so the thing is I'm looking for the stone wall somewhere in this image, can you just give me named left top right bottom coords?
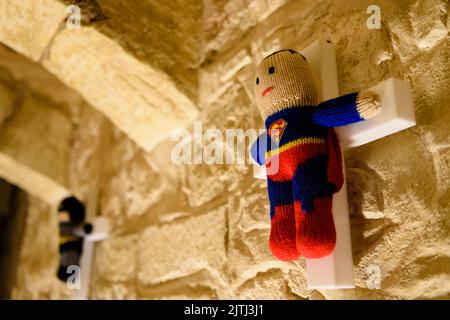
left=0, top=45, right=75, bottom=205
left=88, top=0, right=449, bottom=299
left=11, top=195, right=70, bottom=299
left=0, top=0, right=201, bottom=152
left=3, top=0, right=450, bottom=299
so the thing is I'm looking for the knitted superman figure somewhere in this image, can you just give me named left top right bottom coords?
left=251, top=49, right=381, bottom=261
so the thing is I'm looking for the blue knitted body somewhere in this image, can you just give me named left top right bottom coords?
left=251, top=91, right=363, bottom=166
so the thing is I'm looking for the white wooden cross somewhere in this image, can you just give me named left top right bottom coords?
left=71, top=216, right=110, bottom=299
left=251, top=41, right=416, bottom=289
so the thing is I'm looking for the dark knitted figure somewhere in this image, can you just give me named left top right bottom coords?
left=57, top=196, right=92, bottom=282
left=251, top=50, right=381, bottom=260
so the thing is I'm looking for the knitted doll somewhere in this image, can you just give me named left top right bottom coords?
left=57, top=197, right=92, bottom=282
left=251, top=49, right=381, bottom=261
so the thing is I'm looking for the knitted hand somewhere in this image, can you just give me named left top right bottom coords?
left=311, top=90, right=381, bottom=127
left=253, top=49, right=381, bottom=260
left=357, top=90, right=381, bottom=119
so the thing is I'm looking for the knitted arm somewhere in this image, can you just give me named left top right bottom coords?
left=250, top=132, right=267, bottom=165
left=312, top=90, right=381, bottom=127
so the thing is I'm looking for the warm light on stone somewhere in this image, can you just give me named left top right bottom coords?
left=0, top=0, right=448, bottom=300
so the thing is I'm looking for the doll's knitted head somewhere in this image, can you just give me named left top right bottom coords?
left=255, top=49, right=319, bottom=120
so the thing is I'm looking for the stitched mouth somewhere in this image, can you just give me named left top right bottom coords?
left=262, top=86, right=273, bottom=97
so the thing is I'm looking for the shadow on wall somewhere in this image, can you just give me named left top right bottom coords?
left=0, top=178, right=28, bottom=299
left=345, top=160, right=397, bottom=265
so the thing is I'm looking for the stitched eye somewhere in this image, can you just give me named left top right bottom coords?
left=268, top=66, right=275, bottom=74
left=256, top=77, right=259, bottom=85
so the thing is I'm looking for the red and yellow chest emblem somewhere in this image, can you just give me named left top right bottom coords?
left=268, top=119, right=287, bottom=144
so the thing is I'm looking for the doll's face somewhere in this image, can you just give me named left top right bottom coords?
left=254, top=50, right=318, bottom=120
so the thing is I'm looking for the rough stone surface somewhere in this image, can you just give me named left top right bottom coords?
left=1, top=0, right=449, bottom=300
left=42, top=27, right=199, bottom=152
left=0, top=0, right=201, bottom=152
left=0, top=92, right=72, bottom=188
left=0, top=48, right=74, bottom=204
left=11, top=195, right=70, bottom=299
left=93, top=234, right=139, bottom=283
left=0, top=0, right=67, bottom=61
left=100, top=152, right=166, bottom=226
left=138, top=208, right=227, bottom=286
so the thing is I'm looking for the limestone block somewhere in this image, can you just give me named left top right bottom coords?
left=182, top=85, right=258, bottom=207
left=137, top=208, right=227, bottom=285
left=199, top=49, right=252, bottom=108
left=95, top=0, right=202, bottom=101
left=93, top=234, right=138, bottom=282
left=0, top=95, right=72, bottom=182
left=11, top=195, right=70, bottom=299
left=433, top=147, right=450, bottom=194
left=251, top=26, right=298, bottom=63
left=181, top=164, right=229, bottom=208
left=101, top=125, right=139, bottom=174
left=203, top=0, right=288, bottom=54
left=0, top=0, right=66, bottom=61
left=0, top=153, right=70, bottom=207
left=100, top=153, right=165, bottom=224
left=42, top=27, right=199, bottom=152
left=182, top=160, right=250, bottom=207
left=285, top=267, right=311, bottom=299
left=379, top=244, right=450, bottom=299
left=235, top=269, right=299, bottom=300
left=0, top=45, right=91, bottom=206
left=138, top=268, right=225, bottom=299
left=0, top=44, right=82, bottom=113
left=0, top=74, right=16, bottom=125
left=68, top=102, right=106, bottom=203
left=0, top=0, right=202, bottom=152
left=406, top=41, right=449, bottom=139
left=231, top=180, right=270, bottom=233
left=0, top=91, right=72, bottom=204
left=89, top=279, right=137, bottom=300
left=218, top=50, right=253, bottom=83
left=346, top=130, right=450, bottom=299
left=345, top=163, right=385, bottom=221
left=226, top=182, right=297, bottom=290
left=409, top=0, right=448, bottom=50
left=228, top=228, right=287, bottom=285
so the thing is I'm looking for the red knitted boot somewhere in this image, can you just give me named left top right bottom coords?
left=269, top=203, right=300, bottom=261
left=295, top=197, right=336, bottom=258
